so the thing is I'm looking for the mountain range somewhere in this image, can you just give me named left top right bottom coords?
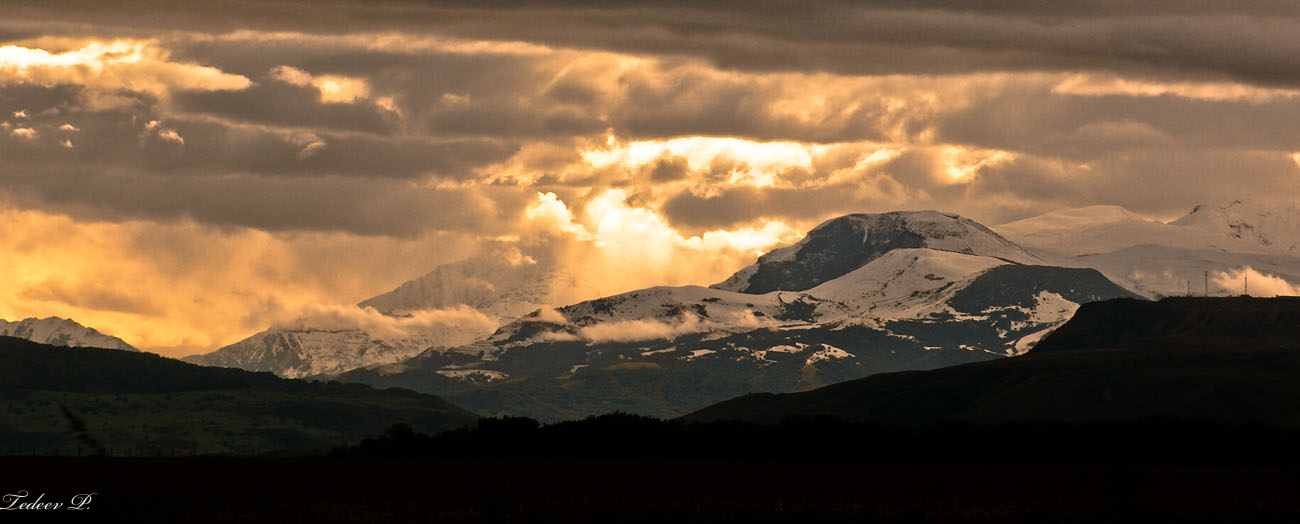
left=0, top=317, right=136, bottom=351
left=5, top=200, right=1300, bottom=452
left=47, top=199, right=1297, bottom=421
left=335, top=211, right=1139, bottom=419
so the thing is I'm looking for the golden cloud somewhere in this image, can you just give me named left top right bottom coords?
left=0, top=40, right=251, bottom=108
left=270, top=65, right=373, bottom=104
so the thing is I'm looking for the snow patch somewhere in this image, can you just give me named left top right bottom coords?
left=1012, top=328, right=1055, bottom=356
left=805, top=344, right=853, bottom=365
left=683, top=349, right=716, bottom=360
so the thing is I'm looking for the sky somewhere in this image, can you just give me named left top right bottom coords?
left=3, top=1, right=1300, bottom=356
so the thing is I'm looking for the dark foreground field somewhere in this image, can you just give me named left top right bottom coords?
left=3, top=457, right=1300, bottom=523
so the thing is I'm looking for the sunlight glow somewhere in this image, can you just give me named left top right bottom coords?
left=0, top=40, right=251, bottom=96
left=942, top=146, right=1015, bottom=182
left=271, top=65, right=372, bottom=104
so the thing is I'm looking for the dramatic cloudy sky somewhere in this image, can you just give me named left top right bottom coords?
left=3, top=1, right=1299, bottom=355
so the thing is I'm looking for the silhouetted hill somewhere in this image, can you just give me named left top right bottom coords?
left=1033, top=296, right=1300, bottom=352
left=0, top=336, right=478, bottom=455
left=685, top=297, right=1300, bottom=426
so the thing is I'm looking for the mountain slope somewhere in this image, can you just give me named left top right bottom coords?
left=684, top=297, right=1300, bottom=427
left=0, top=336, right=478, bottom=455
left=0, top=317, right=136, bottom=351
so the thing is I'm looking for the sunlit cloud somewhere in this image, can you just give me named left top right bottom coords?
left=143, top=120, right=184, bottom=145
left=525, top=192, right=594, bottom=240
left=207, top=29, right=557, bottom=58
left=1212, top=267, right=1300, bottom=297
left=266, top=303, right=499, bottom=342
left=514, top=190, right=801, bottom=303
left=1053, top=74, right=1300, bottom=103
left=270, top=65, right=373, bottom=104
left=942, top=146, right=1016, bottom=182
left=583, top=136, right=832, bottom=188
left=0, top=40, right=251, bottom=106
left=577, top=310, right=781, bottom=343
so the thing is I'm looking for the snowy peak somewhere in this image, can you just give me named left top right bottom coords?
left=712, top=211, right=1043, bottom=294
left=1171, top=200, right=1300, bottom=254
left=0, top=317, right=137, bottom=351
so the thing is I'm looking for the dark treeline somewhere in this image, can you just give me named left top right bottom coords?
left=331, top=413, right=1300, bottom=465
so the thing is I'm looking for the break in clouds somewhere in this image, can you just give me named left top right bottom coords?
left=2, top=1, right=1300, bottom=354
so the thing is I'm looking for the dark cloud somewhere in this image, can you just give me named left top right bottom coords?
left=660, top=181, right=908, bottom=232
left=10, top=1, right=1300, bottom=87
left=0, top=163, right=529, bottom=237
left=644, top=155, right=689, bottom=183
left=934, top=82, right=1300, bottom=158
left=5, top=1, right=1300, bottom=239
left=173, top=82, right=397, bottom=135
left=1, top=86, right=517, bottom=180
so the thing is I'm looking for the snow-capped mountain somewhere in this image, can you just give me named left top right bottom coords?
left=997, top=201, right=1300, bottom=257
left=185, top=248, right=569, bottom=378
left=995, top=200, right=1300, bottom=298
left=1170, top=200, right=1300, bottom=255
left=713, top=211, right=1043, bottom=293
left=0, top=317, right=137, bottom=351
left=338, top=211, right=1137, bottom=420
left=183, top=327, right=482, bottom=379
